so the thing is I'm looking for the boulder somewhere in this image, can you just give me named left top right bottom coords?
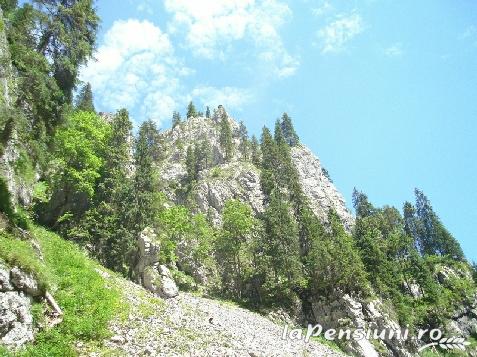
left=0, top=291, right=34, bottom=348
left=135, top=227, right=160, bottom=280
left=0, top=262, right=12, bottom=292
left=311, top=294, right=413, bottom=357
left=10, top=267, right=41, bottom=297
left=143, top=265, right=178, bottom=299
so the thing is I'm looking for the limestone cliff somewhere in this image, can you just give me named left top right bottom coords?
left=158, top=106, right=354, bottom=229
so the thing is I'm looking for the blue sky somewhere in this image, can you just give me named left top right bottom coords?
left=81, top=0, right=477, bottom=261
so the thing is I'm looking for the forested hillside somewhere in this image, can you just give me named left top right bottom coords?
left=0, top=1, right=476, bottom=356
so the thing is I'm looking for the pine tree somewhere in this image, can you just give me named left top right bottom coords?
left=77, top=109, right=135, bottom=275
left=280, top=113, right=299, bottom=146
left=274, top=119, right=285, bottom=145
left=205, top=106, right=211, bottom=118
left=187, top=101, right=197, bottom=118
left=261, top=190, right=304, bottom=303
left=172, top=111, right=181, bottom=128
left=414, top=189, right=464, bottom=260
left=35, top=0, right=99, bottom=101
left=238, top=121, right=249, bottom=160
left=219, top=116, right=233, bottom=161
left=352, top=188, right=375, bottom=218
left=75, top=82, right=95, bottom=112
left=132, top=120, right=160, bottom=232
left=216, top=200, right=256, bottom=298
left=250, top=135, right=261, bottom=166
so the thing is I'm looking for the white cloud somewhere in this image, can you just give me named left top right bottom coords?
left=312, top=1, right=333, bottom=17
left=317, top=13, right=364, bottom=54
left=80, top=19, right=190, bottom=126
left=191, top=86, right=252, bottom=110
left=460, top=25, right=477, bottom=46
left=384, top=43, right=403, bottom=57
left=163, top=0, right=299, bottom=78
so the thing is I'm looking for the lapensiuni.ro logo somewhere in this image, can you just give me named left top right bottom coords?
left=282, top=324, right=471, bottom=352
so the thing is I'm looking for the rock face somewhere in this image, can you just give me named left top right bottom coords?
left=311, top=294, right=413, bottom=357
left=0, top=262, right=36, bottom=349
left=0, top=9, right=35, bottom=206
left=291, top=146, right=354, bottom=231
left=134, top=228, right=179, bottom=299
left=158, top=107, right=353, bottom=229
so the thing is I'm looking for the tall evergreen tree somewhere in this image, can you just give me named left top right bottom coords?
left=172, top=111, right=181, bottom=128
left=205, top=106, right=211, bottom=118
left=219, top=116, right=233, bottom=161
left=238, top=121, right=249, bottom=160
left=187, top=101, right=197, bottom=118
left=76, top=109, right=135, bottom=274
left=132, top=120, right=160, bottom=232
left=280, top=113, right=299, bottom=146
left=250, top=135, right=261, bottom=166
left=216, top=200, right=256, bottom=298
left=352, top=188, right=375, bottom=218
left=261, top=190, right=304, bottom=303
left=414, top=189, right=464, bottom=260
left=75, top=82, right=95, bottom=112
left=34, top=0, right=100, bottom=101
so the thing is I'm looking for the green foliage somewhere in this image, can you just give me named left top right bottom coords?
left=219, top=115, right=233, bottom=162
left=0, top=176, right=14, bottom=218
left=307, top=210, right=369, bottom=297
left=70, top=109, right=135, bottom=275
left=75, top=82, right=95, bottom=112
left=413, top=189, right=465, bottom=260
left=172, top=111, right=181, bottom=128
left=205, top=106, right=211, bottom=118
left=186, top=101, right=197, bottom=118
left=14, top=150, right=35, bottom=183
left=279, top=113, right=299, bottom=146
left=259, top=191, right=304, bottom=304
left=250, top=135, right=260, bottom=166
left=132, top=119, right=162, bottom=232
left=155, top=205, right=215, bottom=284
left=216, top=199, right=257, bottom=299
left=0, top=231, right=51, bottom=292
left=20, top=226, right=122, bottom=356
left=238, top=121, right=249, bottom=159
left=52, top=111, right=110, bottom=199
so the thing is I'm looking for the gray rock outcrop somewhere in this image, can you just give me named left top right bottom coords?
left=134, top=228, right=179, bottom=299
left=291, top=145, right=354, bottom=231
left=0, top=262, right=36, bottom=349
left=311, top=294, right=413, bottom=357
left=158, top=107, right=354, bottom=230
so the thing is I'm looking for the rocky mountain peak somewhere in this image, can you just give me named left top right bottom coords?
left=159, top=106, right=354, bottom=229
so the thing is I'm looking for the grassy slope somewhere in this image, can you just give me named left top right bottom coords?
left=0, top=225, right=126, bottom=357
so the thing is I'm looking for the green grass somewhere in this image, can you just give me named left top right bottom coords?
left=0, top=232, right=51, bottom=292
left=0, top=225, right=124, bottom=356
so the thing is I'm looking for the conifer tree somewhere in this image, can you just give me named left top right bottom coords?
left=133, top=120, right=160, bottom=232
left=250, top=135, right=261, bottom=166
left=238, top=121, right=249, bottom=159
left=219, top=116, right=233, bottom=161
left=75, top=82, right=95, bottom=112
left=187, top=101, right=197, bottom=118
left=172, top=111, right=181, bottom=128
left=77, top=109, right=135, bottom=274
left=216, top=200, right=256, bottom=298
left=414, top=189, right=464, bottom=260
left=205, top=106, right=211, bottom=118
left=280, top=113, right=299, bottom=146
left=353, top=188, right=375, bottom=218
left=261, top=191, right=303, bottom=302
